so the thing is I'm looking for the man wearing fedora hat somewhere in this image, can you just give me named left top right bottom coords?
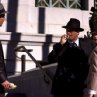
left=0, top=3, right=11, bottom=97
left=48, top=18, right=92, bottom=97
left=48, top=18, right=93, bottom=63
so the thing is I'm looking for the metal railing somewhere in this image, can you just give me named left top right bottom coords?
left=15, top=46, right=52, bottom=84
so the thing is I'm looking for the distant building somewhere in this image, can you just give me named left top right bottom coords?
left=0, top=0, right=96, bottom=74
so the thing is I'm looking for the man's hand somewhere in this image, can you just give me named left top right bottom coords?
left=1, top=80, right=11, bottom=90
left=60, top=35, right=69, bottom=45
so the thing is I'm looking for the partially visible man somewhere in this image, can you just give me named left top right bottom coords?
left=84, top=29, right=97, bottom=97
left=0, top=3, right=11, bottom=97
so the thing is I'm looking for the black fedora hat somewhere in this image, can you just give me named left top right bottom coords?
left=0, top=3, right=7, bottom=15
left=62, top=18, right=84, bottom=32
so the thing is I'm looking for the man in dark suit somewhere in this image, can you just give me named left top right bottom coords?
left=0, top=3, right=11, bottom=97
left=48, top=18, right=92, bottom=97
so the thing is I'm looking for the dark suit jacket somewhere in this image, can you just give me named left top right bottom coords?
left=0, top=41, right=7, bottom=83
left=48, top=38, right=93, bottom=97
left=48, top=38, right=94, bottom=64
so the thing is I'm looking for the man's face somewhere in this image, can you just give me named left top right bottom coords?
left=0, top=14, right=5, bottom=26
left=67, top=31, right=79, bottom=42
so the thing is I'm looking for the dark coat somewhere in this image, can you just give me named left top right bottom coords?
left=0, top=41, right=7, bottom=83
left=48, top=38, right=94, bottom=97
left=48, top=38, right=94, bottom=64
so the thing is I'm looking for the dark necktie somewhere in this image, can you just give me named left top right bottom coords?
left=73, top=42, right=77, bottom=47
left=69, top=42, right=77, bottom=47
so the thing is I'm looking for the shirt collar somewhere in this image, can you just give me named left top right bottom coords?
left=74, top=38, right=79, bottom=46
left=68, top=38, right=79, bottom=46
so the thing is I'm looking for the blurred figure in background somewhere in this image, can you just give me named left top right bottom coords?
left=84, top=29, right=97, bottom=97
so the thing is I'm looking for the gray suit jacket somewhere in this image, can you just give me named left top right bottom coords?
left=86, top=46, right=97, bottom=97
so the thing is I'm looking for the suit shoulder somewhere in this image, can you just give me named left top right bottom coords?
left=79, top=38, right=92, bottom=42
left=79, top=38, right=93, bottom=45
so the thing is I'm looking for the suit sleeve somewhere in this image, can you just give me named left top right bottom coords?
left=0, top=41, right=7, bottom=83
left=86, top=47, right=97, bottom=91
left=47, top=43, right=63, bottom=64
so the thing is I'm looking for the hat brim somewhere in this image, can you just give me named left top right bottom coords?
left=0, top=11, right=8, bottom=15
left=62, top=26, right=84, bottom=32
